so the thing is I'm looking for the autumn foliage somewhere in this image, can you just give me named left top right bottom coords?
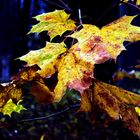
left=1, top=0, right=140, bottom=138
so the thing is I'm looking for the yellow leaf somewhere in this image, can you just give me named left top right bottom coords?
left=135, top=107, right=140, bottom=116
left=29, top=10, right=76, bottom=40
left=2, top=99, right=26, bottom=116
left=19, top=42, right=67, bottom=77
left=70, top=15, right=140, bottom=63
left=136, top=0, right=140, bottom=5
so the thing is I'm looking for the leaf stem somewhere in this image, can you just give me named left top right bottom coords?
left=78, top=8, right=82, bottom=25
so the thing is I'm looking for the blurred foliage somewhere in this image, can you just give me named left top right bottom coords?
left=0, top=89, right=139, bottom=140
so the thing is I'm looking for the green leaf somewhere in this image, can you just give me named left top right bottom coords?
left=2, top=99, right=26, bottom=116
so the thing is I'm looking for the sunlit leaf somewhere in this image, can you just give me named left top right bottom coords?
left=54, top=52, right=93, bottom=101
left=70, top=15, right=140, bottom=63
left=19, top=42, right=67, bottom=77
left=29, top=10, right=76, bottom=40
left=135, top=107, right=140, bottom=116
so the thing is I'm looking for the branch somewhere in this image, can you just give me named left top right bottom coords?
left=18, top=104, right=80, bottom=123
left=58, top=0, right=71, bottom=11
left=123, top=1, right=140, bottom=11
left=78, top=8, right=82, bottom=24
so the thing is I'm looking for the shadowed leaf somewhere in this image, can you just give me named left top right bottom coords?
left=80, top=80, right=140, bottom=136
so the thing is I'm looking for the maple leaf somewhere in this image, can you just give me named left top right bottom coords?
left=19, top=42, right=67, bottom=77
left=70, top=15, right=140, bottom=63
left=2, top=99, right=26, bottom=116
left=29, top=10, right=76, bottom=40
left=19, top=15, right=140, bottom=104
left=79, top=80, right=140, bottom=136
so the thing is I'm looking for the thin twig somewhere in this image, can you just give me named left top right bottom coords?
left=124, top=42, right=134, bottom=48
left=43, top=0, right=72, bottom=11
left=18, top=104, right=80, bottom=123
left=124, top=1, right=140, bottom=11
left=58, top=0, right=71, bottom=11
left=78, top=8, right=82, bottom=24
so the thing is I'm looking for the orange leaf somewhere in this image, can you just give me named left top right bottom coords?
left=80, top=80, right=140, bottom=136
left=12, top=64, right=40, bottom=82
left=30, top=81, right=54, bottom=103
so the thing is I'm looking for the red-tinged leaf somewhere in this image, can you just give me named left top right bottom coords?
left=54, top=52, right=93, bottom=101
left=70, top=15, right=140, bottom=63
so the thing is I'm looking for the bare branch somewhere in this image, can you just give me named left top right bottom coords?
left=78, top=8, right=82, bottom=24
left=58, top=0, right=71, bottom=11
left=43, top=0, right=72, bottom=11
